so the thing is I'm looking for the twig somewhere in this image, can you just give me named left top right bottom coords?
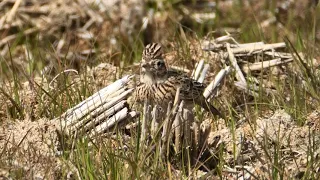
left=192, top=121, right=200, bottom=165
left=66, top=88, right=133, bottom=130
left=192, top=60, right=204, bottom=80
left=81, top=100, right=127, bottom=132
left=231, top=43, right=286, bottom=54
left=173, top=87, right=181, bottom=106
left=89, top=108, right=129, bottom=137
left=201, top=33, right=239, bottom=51
left=264, top=51, right=292, bottom=58
left=161, top=87, right=182, bottom=157
left=55, top=75, right=134, bottom=135
left=6, top=0, right=22, bottom=22
left=141, top=99, right=151, bottom=142
left=151, top=105, right=161, bottom=138
left=60, top=75, right=133, bottom=123
left=227, top=43, right=247, bottom=85
left=160, top=101, right=173, bottom=157
left=173, top=101, right=184, bottom=152
left=183, top=109, right=193, bottom=151
left=203, top=66, right=231, bottom=100
left=236, top=42, right=264, bottom=48
left=197, top=64, right=210, bottom=83
left=242, top=58, right=293, bottom=73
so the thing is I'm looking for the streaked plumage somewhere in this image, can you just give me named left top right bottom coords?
left=135, top=43, right=220, bottom=116
left=142, top=43, right=163, bottom=63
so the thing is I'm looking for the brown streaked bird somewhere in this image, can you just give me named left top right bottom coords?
left=135, top=43, right=221, bottom=116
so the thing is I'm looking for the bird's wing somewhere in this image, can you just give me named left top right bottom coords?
left=167, top=73, right=206, bottom=101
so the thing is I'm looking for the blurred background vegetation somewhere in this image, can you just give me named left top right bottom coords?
left=0, top=0, right=319, bottom=79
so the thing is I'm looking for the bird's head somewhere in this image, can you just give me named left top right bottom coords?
left=140, top=43, right=168, bottom=84
left=140, top=59, right=167, bottom=84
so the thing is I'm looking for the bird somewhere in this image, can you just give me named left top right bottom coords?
left=135, top=43, right=221, bottom=116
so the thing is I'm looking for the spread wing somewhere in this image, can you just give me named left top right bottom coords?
left=166, top=69, right=206, bottom=101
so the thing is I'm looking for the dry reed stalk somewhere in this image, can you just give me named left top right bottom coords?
left=182, top=109, right=193, bottom=148
left=89, top=107, right=129, bottom=137
left=191, top=121, right=200, bottom=165
left=192, top=59, right=205, bottom=80
left=54, top=75, right=135, bottom=136
left=141, top=99, right=151, bottom=143
left=160, top=101, right=173, bottom=157
left=198, top=64, right=210, bottom=83
left=231, top=42, right=286, bottom=54
left=242, top=58, right=293, bottom=73
left=151, top=105, right=161, bottom=138
left=81, top=100, right=127, bottom=132
left=226, top=43, right=247, bottom=85
left=173, top=101, right=184, bottom=152
left=203, top=66, right=231, bottom=100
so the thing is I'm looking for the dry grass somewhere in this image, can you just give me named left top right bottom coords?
left=0, top=0, right=320, bottom=179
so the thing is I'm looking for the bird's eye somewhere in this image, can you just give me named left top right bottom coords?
left=156, top=61, right=164, bottom=67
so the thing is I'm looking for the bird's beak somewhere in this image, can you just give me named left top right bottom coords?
left=141, top=62, right=150, bottom=69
